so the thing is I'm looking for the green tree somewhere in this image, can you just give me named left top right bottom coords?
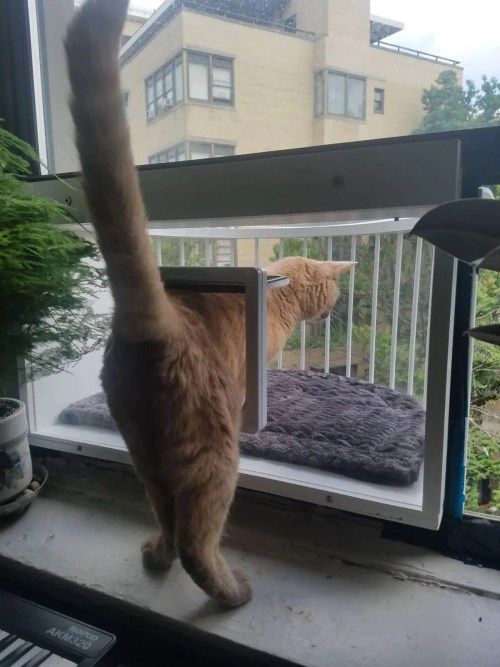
left=0, top=125, right=108, bottom=386
left=414, top=70, right=500, bottom=134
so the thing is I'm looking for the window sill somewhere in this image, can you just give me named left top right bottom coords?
left=1, top=456, right=499, bottom=666
left=315, top=114, right=367, bottom=124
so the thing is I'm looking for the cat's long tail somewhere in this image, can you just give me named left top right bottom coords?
left=65, top=0, right=177, bottom=342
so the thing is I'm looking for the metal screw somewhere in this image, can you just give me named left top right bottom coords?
left=326, top=494, right=334, bottom=503
left=64, top=196, right=72, bottom=205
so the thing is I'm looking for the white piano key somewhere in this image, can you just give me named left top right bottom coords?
left=0, top=638, right=26, bottom=663
left=0, top=631, right=9, bottom=642
left=38, top=654, right=77, bottom=666
left=2, top=641, right=34, bottom=667
left=21, top=648, right=51, bottom=667
left=9, top=645, right=44, bottom=667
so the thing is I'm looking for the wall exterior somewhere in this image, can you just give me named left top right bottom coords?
left=122, top=0, right=462, bottom=165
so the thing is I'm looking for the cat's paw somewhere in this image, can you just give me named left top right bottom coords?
left=219, top=569, right=252, bottom=608
left=141, top=534, right=176, bottom=571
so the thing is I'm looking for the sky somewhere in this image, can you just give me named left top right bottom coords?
left=131, top=0, right=500, bottom=84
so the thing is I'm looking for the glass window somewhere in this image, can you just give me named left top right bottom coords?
left=328, top=72, right=346, bottom=116
left=347, top=76, right=365, bottom=119
left=314, top=72, right=324, bottom=116
left=174, top=55, right=184, bottom=102
left=212, top=57, right=232, bottom=103
left=374, top=87, right=385, bottom=114
left=326, top=72, right=366, bottom=119
left=164, top=62, right=174, bottom=105
left=213, top=143, right=235, bottom=157
left=190, top=141, right=212, bottom=160
left=188, top=52, right=210, bottom=101
left=145, top=54, right=183, bottom=121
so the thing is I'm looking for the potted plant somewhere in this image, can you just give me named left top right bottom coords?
left=0, top=124, right=107, bottom=505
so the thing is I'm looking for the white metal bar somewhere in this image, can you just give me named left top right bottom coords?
left=389, top=233, right=404, bottom=389
left=299, top=239, right=307, bottom=370
left=231, top=238, right=237, bottom=266
left=205, top=238, right=211, bottom=266
left=422, top=246, right=435, bottom=406
left=277, top=239, right=285, bottom=369
left=154, top=237, right=162, bottom=265
left=147, top=217, right=418, bottom=240
left=27, top=0, right=49, bottom=173
left=407, top=237, right=423, bottom=396
left=324, top=236, right=333, bottom=373
left=278, top=238, right=284, bottom=259
left=254, top=238, right=260, bottom=267
left=369, top=234, right=381, bottom=384
left=179, top=238, right=186, bottom=266
left=345, top=236, right=357, bottom=378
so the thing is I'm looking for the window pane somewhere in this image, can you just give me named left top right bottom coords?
left=212, top=57, right=232, bottom=102
left=176, top=145, right=187, bottom=161
left=188, top=52, right=209, bottom=100
left=146, top=79, right=154, bottom=103
left=149, top=155, right=158, bottom=164
left=155, top=71, right=164, bottom=96
left=190, top=142, right=212, bottom=159
left=374, top=88, right=384, bottom=113
left=328, top=72, right=345, bottom=115
left=164, top=63, right=173, bottom=104
left=174, top=56, right=183, bottom=101
left=213, top=144, right=235, bottom=157
left=314, top=72, right=324, bottom=116
left=347, top=77, right=365, bottom=119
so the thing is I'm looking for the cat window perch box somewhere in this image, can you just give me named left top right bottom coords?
left=159, top=267, right=288, bottom=433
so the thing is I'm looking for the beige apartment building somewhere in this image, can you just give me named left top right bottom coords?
left=117, top=0, right=461, bottom=268
left=120, top=0, right=462, bottom=165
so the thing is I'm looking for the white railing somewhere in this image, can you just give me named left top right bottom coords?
left=151, top=217, right=434, bottom=402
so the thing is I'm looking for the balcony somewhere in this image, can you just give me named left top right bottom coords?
left=371, top=40, right=460, bottom=68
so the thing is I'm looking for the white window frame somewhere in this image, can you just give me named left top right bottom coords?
left=23, top=138, right=461, bottom=531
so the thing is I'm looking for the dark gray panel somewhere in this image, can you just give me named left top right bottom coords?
left=27, top=139, right=461, bottom=225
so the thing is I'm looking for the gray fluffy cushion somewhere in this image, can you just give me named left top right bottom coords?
left=59, top=370, right=425, bottom=486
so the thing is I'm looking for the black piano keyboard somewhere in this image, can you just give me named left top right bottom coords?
left=0, top=590, right=115, bottom=666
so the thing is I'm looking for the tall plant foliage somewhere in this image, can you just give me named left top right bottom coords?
left=0, top=125, right=108, bottom=384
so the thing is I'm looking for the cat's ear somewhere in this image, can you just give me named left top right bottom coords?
left=330, top=261, right=357, bottom=277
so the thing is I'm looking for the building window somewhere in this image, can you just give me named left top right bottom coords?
left=283, top=14, right=297, bottom=32
left=374, top=87, right=385, bottom=114
left=188, top=51, right=234, bottom=105
left=145, top=54, right=183, bottom=121
left=315, top=70, right=366, bottom=120
left=149, top=141, right=235, bottom=164
left=314, top=72, right=324, bottom=117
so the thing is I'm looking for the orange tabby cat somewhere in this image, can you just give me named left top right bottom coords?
left=65, top=0, right=354, bottom=607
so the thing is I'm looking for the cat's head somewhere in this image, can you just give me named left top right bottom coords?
left=266, top=256, right=356, bottom=322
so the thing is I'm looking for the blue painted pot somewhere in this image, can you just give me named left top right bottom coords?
left=0, top=399, right=32, bottom=504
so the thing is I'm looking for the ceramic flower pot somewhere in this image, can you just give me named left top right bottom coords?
left=0, top=398, right=32, bottom=504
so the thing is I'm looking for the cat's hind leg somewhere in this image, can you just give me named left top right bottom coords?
left=175, top=448, right=251, bottom=607
left=142, top=488, right=177, bottom=571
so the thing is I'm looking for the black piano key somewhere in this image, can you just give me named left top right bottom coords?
left=21, top=650, right=51, bottom=667
left=1, top=641, right=33, bottom=666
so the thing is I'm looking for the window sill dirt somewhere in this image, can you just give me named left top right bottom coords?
left=0, top=456, right=499, bottom=667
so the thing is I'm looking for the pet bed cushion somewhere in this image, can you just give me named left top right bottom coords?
left=59, top=370, right=425, bottom=485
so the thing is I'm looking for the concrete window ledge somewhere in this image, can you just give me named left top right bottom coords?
left=0, top=456, right=499, bottom=667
